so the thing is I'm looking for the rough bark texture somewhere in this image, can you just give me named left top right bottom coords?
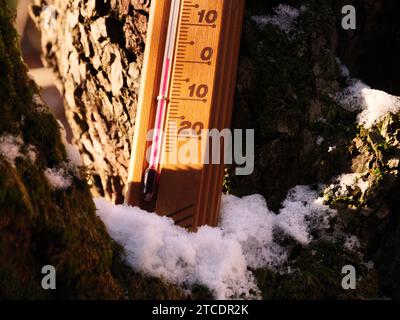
left=29, top=0, right=400, bottom=298
left=31, top=0, right=150, bottom=203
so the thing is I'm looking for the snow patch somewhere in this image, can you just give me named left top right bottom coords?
left=0, top=135, right=23, bottom=166
left=44, top=167, right=73, bottom=190
left=95, top=186, right=336, bottom=299
left=252, top=5, right=301, bottom=35
left=276, top=186, right=336, bottom=245
left=344, top=235, right=361, bottom=252
left=0, top=134, right=39, bottom=166
left=220, top=194, right=287, bottom=269
left=96, top=197, right=259, bottom=300
left=330, top=173, right=369, bottom=197
left=328, top=145, right=337, bottom=153
left=336, top=79, right=400, bottom=128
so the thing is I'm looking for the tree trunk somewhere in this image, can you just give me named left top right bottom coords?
left=31, top=0, right=150, bottom=203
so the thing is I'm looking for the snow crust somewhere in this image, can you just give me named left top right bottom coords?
left=44, top=167, right=72, bottom=190
left=252, top=4, right=301, bottom=35
left=336, top=80, right=400, bottom=128
left=95, top=186, right=335, bottom=299
left=0, top=135, right=23, bottom=165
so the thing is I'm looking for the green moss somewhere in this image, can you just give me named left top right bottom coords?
left=255, top=241, right=379, bottom=300
left=231, top=1, right=357, bottom=210
left=23, top=111, right=67, bottom=166
left=222, top=167, right=232, bottom=194
left=0, top=3, right=35, bottom=134
left=0, top=265, right=46, bottom=299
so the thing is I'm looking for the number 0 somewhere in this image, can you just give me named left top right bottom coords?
left=200, top=47, right=213, bottom=61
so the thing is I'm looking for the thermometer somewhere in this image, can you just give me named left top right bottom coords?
left=126, top=0, right=245, bottom=230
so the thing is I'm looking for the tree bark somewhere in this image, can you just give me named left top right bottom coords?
left=31, top=0, right=150, bottom=203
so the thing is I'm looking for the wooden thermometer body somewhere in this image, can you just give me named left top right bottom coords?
left=126, top=0, right=245, bottom=230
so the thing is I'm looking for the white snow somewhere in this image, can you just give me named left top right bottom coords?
left=343, top=235, right=361, bottom=252
left=276, top=186, right=336, bottom=245
left=333, top=173, right=369, bottom=197
left=44, top=167, right=73, bottom=190
left=340, top=173, right=370, bottom=194
left=0, top=135, right=38, bottom=166
left=95, top=197, right=259, bottom=299
left=336, top=79, right=400, bottom=128
left=357, top=178, right=369, bottom=194
left=219, top=194, right=287, bottom=269
left=95, top=185, right=336, bottom=299
left=0, top=134, right=23, bottom=166
left=252, top=5, right=301, bottom=35
left=328, top=145, right=337, bottom=153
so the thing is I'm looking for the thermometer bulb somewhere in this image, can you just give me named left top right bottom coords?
left=143, top=168, right=158, bottom=202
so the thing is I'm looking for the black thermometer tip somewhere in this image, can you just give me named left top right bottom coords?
left=143, top=168, right=158, bottom=202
